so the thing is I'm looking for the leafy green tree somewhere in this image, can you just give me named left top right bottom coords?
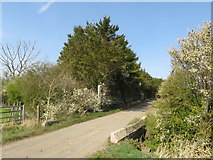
left=4, top=62, right=75, bottom=114
left=58, top=17, right=142, bottom=103
left=139, top=70, right=163, bottom=99
left=157, top=69, right=204, bottom=116
left=5, top=80, right=22, bottom=104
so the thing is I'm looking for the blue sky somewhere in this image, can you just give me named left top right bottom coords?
left=2, top=2, right=211, bottom=79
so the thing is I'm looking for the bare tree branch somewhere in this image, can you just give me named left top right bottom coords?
left=0, top=40, right=39, bottom=78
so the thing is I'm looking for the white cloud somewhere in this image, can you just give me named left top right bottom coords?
left=38, top=0, right=54, bottom=14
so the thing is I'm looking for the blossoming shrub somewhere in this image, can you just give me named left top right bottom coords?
left=144, top=70, right=212, bottom=158
left=143, top=21, right=213, bottom=158
left=65, top=88, right=101, bottom=114
left=42, top=87, right=101, bottom=120
left=168, top=21, right=212, bottom=110
left=42, top=104, right=61, bottom=121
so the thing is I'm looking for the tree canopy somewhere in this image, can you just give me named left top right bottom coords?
left=3, top=16, right=162, bottom=119
left=58, top=17, right=143, bottom=103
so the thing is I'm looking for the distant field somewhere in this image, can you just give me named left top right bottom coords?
left=0, top=107, right=21, bottom=123
left=0, top=108, right=10, bottom=122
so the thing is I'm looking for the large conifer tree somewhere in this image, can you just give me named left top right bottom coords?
left=58, top=17, right=142, bottom=103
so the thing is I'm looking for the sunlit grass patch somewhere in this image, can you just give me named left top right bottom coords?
left=90, top=141, right=155, bottom=158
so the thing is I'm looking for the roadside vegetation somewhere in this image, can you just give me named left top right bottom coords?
left=141, top=21, right=213, bottom=158
left=1, top=17, right=162, bottom=143
left=90, top=140, right=155, bottom=158
left=94, top=21, right=212, bottom=159
left=1, top=16, right=211, bottom=159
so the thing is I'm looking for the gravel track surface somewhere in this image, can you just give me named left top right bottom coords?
left=2, top=101, right=156, bottom=158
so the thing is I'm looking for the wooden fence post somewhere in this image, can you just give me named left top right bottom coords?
left=37, top=106, right=40, bottom=124
left=22, top=105, right=25, bottom=122
left=98, top=84, right=102, bottom=105
left=11, top=103, right=15, bottom=122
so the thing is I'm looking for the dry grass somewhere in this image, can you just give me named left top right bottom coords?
left=0, top=120, right=24, bottom=130
left=21, top=118, right=37, bottom=128
left=1, top=122, right=15, bottom=130
left=1, top=119, right=37, bottom=131
left=155, top=136, right=212, bottom=158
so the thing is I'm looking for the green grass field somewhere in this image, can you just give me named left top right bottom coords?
left=0, top=108, right=10, bottom=122
left=0, top=107, right=21, bottom=123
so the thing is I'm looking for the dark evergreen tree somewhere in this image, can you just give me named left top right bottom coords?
left=58, top=17, right=142, bottom=103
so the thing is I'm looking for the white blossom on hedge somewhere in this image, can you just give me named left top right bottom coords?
left=168, top=21, right=212, bottom=100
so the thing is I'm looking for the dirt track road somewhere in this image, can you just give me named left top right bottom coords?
left=2, top=101, right=156, bottom=158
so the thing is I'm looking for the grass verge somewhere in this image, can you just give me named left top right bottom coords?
left=1, top=108, right=120, bottom=144
left=128, top=117, right=141, bottom=125
left=90, top=140, right=155, bottom=158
